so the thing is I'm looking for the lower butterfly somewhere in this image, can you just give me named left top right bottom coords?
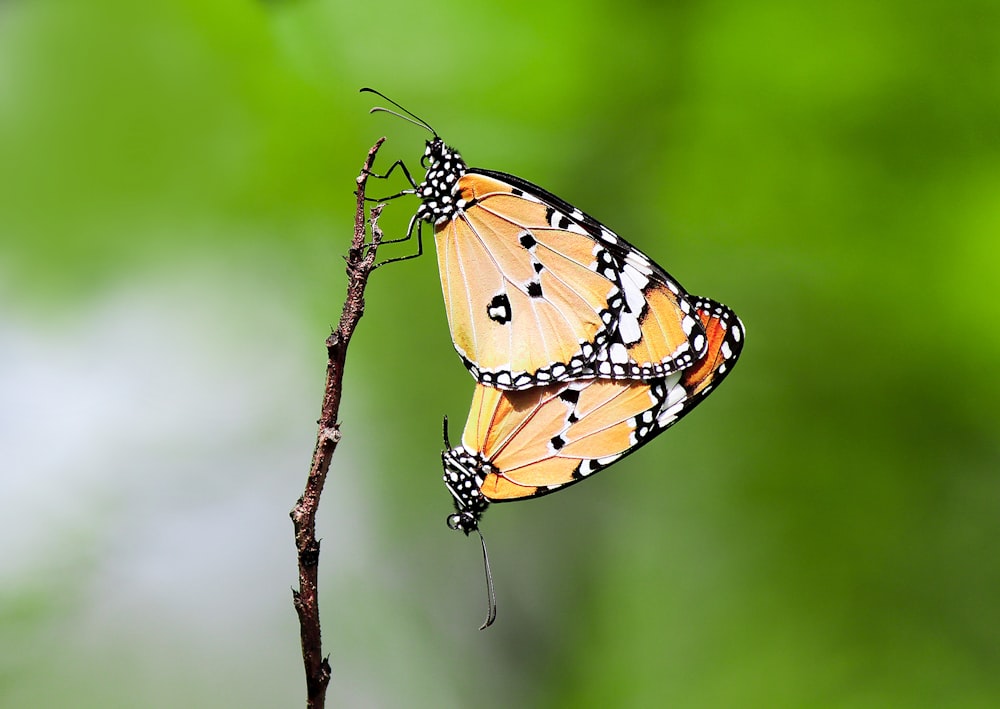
left=362, top=88, right=707, bottom=391
left=441, top=297, right=743, bottom=627
left=442, top=297, right=744, bottom=536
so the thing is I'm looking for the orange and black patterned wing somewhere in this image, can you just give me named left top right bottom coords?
left=591, top=247, right=706, bottom=380
left=435, top=171, right=623, bottom=389
left=475, top=168, right=708, bottom=383
left=443, top=297, right=745, bottom=533
left=414, top=136, right=705, bottom=390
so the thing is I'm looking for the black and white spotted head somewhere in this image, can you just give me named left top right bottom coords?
left=415, top=137, right=468, bottom=226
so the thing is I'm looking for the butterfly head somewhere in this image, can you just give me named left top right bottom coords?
left=446, top=509, right=480, bottom=535
left=441, top=446, right=491, bottom=535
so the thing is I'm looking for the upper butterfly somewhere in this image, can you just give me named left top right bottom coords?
left=363, top=88, right=706, bottom=390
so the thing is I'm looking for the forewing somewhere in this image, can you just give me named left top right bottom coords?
left=467, top=169, right=707, bottom=385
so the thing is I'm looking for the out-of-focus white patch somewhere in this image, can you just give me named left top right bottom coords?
left=0, top=268, right=402, bottom=705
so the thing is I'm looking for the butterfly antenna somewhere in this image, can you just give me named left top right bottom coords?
left=476, top=529, right=497, bottom=630
left=360, top=87, right=437, bottom=137
left=442, top=415, right=451, bottom=449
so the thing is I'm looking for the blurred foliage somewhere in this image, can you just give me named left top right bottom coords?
left=2, top=0, right=999, bottom=706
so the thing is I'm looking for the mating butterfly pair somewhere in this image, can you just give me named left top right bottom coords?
left=363, top=89, right=744, bottom=626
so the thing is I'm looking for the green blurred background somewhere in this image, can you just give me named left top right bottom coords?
left=3, top=0, right=998, bottom=706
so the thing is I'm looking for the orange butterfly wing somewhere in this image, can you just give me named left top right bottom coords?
left=599, top=264, right=705, bottom=379
left=436, top=172, right=621, bottom=389
left=436, top=165, right=710, bottom=388
left=383, top=134, right=709, bottom=390
left=487, top=382, right=659, bottom=500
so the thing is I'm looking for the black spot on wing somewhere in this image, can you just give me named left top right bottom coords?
left=526, top=281, right=543, bottom=298
left=487, top=293, right=512, bottom=324
left=544, top=206, right=573, bottom=230
left=558, top=389, right=580, bottom=404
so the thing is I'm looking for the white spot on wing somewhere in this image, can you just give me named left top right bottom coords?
left=657, top=402, right=684, bottom=426
left=621, top=281, right=646, bottom=317
left=609, top=343, right=629, bottom=364
left=617, top=314, right=642, bottom=345
left=622, top=263, right=651, bottom=289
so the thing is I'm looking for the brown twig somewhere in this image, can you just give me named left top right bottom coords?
left=291, top=138, right=386, bottom=709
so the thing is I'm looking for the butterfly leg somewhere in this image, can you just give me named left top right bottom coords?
left=363, top=158, right=425, bottom=265
left=373, top=213, right=424, bottom=267
left=364, top=159, right=418, bottom=202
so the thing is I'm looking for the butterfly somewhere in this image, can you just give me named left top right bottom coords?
left=442, top=296, right=744, bottom=535
left=440, top=296, right=743, bottom=627
left=362, top=88, right=707, bottom=391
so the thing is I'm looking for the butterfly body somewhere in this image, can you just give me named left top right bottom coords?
left=414, top=137, right=707, bottom=390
